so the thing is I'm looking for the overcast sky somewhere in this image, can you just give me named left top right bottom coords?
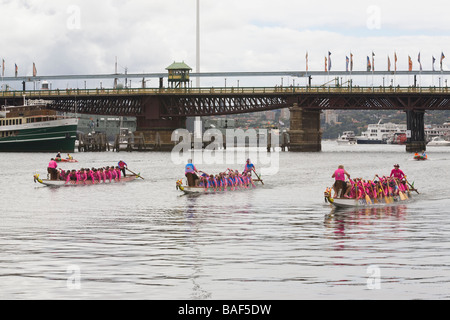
left=1, top=0, right=449, bottom=88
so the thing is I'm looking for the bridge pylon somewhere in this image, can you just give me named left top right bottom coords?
left=288, top=103, right=322, bottom=152
left=405, top=109, right=427, bottom=153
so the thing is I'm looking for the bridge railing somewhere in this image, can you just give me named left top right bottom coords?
left=1, top=85, right=449, bottom=98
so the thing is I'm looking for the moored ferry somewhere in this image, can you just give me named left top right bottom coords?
left=356, top=120, right=407, bottom=144
left=0, top=103, right=78, bottom=152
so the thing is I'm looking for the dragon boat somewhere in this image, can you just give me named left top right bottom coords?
left=33, top=173, right=141, bottom=187
left=176, top=179, right=262, bottom=194
left=324, top=186, right=418, bottom=209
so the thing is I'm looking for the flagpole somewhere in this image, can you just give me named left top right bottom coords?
left=349, top=51, right=352, bottom=89
left=393, top=51, right=397, bottom=89
left=1, top=58, right=4, bottom=92
left=432, top=56, right=435, bottom=87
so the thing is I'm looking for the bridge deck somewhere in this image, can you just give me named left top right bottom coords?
left=1, top=86, right=450, bottom=99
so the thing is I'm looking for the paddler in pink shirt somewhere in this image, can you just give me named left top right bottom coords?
left=332, top=165, right=351, bottom=198
left=109, top=166, right=117, bottom=181
left=115, top=166, right=121, bottom=181
left=65, top=170, right=78, bottom=184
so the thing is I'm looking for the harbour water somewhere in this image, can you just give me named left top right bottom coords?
left=1, top=141, right=450, bottom=299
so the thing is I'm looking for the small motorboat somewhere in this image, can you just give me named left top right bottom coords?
left=427, top=136, right=450, bottom=146
left=413, top=153, right=428, bottom=161
left=337, top=131, right=357, bottom=145
left=55, top=158, right=78, bottom=163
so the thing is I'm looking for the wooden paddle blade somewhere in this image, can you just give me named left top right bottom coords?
left=365, top=195, right=372, bottom=204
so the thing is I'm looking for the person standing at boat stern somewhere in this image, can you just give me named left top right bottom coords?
left=244, top=158, right=255, bottom=175
left=118, top=160, right=127, bottom=177
left=185, top=159, right=199, bottom=187
left=332, top=165, right=350, bottom=198
left=390, top=164, right=406, bottom=180
left=47, top=158, right=59, bottom=180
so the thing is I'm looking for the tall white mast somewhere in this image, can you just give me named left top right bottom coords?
left=194, top=0, right=202, bottom=140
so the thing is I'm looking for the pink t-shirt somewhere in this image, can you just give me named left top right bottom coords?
left=390, top=169, right=405, bottom=179
left=48, top=160, right=58, bottom=169
left=334, top=168, right=346, bottom=181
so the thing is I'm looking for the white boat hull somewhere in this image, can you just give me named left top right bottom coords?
left=34, top=174, right=139, bottom=186
left=325, top=195, right=410, bottom=209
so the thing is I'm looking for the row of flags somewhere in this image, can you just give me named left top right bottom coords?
left=308, top=52, right=446, bottom=72
left=0, top=61, right=37, bottom=77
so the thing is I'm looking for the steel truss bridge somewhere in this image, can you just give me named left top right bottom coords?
left=2, top=86, right=450, bottom=117
left=2, top=69, right=450, bottom=151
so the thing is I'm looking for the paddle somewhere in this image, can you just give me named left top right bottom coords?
left=126, top=168, right=144, bottom=180
left=368, top=183, right=378, bottom=203
left=377, top=181, right=388, bottom=203
left=393, top=178, right=408, bottom=201
left=406, top=180, right=419, bottom=194
left=384, top=178, right=394, bottom=203
left=362, top=181, right=372, bottom=204
left=377, top=184, right=385, bottom=203
left=252, top=169, right=264, bottom=185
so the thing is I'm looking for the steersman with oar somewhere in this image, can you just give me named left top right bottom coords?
left=244, top=158, right=264, bottom=185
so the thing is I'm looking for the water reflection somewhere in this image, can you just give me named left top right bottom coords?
left=180, top=195, right=212, bottom=299
left=324, top=205, right=408, bottom=237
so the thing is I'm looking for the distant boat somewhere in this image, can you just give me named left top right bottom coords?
left=357, top=120, right=406, bottom=145
left=337, top=131, right=357, bottom=145
left=427, top=136, right=450, bottom=146
left=387, top=132, right=407, bottom=145
left=0, top=103, right=78, bottom=152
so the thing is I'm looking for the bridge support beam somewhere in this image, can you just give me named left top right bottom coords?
left=288, top=103, right=322, bottom=152
left=405, top=110, right=426, bottom=153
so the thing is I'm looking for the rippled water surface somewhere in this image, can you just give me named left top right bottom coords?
left=1, top=141, right=449, bottom=299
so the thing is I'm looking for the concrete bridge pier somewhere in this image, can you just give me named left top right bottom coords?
left=405, top=109, right=426, bottom=153
left=288, top=103, right=322, bottom=152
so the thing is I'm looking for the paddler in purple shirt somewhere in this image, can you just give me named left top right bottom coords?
left=185, top=159, right=199, bottom=186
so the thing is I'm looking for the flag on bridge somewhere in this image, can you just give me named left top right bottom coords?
left=367, top=56, right=371, bottom=72
left=441, top=52, right=445, bottom=70
left=432, top=56, right=436, bottom=71
left=305, top=51, right=308, bottom=72
left=15, top=64, right=18, bottom=77
left=372, top=52, right=375, bottom=71
left=350, top=53, right=353, bottom=72
left=408, top=56, right=413, bottom=71
left=324, top=56, right=327, bottom=72
left=1, top=59, right=4, bottom=77
left=394, top=52, right=398, bottom=71
left=328, top=51, right=332, bottom=71
left=388, top=56, right=391, bottom=72
left=33, top=62, right=37, bottom=77
left=418, top=52, right=422, bottom=71
left=346, top=56, right=349, bottom=72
